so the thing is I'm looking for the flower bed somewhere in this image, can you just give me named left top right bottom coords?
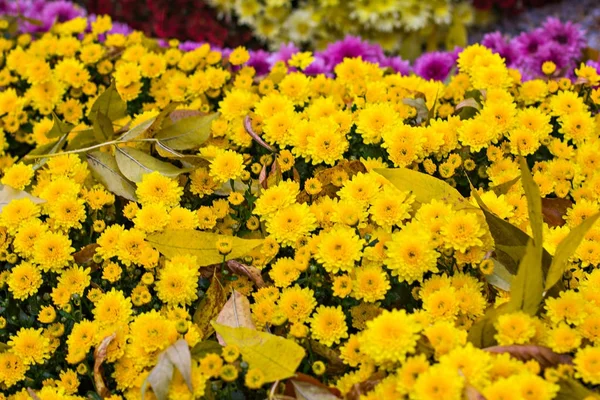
left=0, top=11, right=599, bottom=400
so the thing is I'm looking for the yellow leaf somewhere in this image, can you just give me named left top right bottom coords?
left=155, top=113, right=218, bottom=150
left=146, top=230, right=263, bottom=266
left=114, top=147, right=191, bottom=183
left=215, top=291, right=255, bottom=345
left=86, top=151, right=137, bottom=202
left=375, top=168, right=475, bottom=211
left=193, top=275, right=227, bottom=339
left=212, top=322, right=305, bottom=383
left=506, top=240, right=543, bottom=315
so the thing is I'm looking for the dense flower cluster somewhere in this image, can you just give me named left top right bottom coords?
left=206, top=0, right=476, bottom=55
left=0, top=10, right=600, bottom=400
left=482, top=17, right=587, bottom=80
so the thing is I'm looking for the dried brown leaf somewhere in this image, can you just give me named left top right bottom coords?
left=94, top=333, right=116, bottom=398
left=226, top=260, right=265, bottom=288
left=73, top=244, right=99, bottom=265
left=485, top=345, right=573, bottom=369
left=542, top=198, right=573, bottom=227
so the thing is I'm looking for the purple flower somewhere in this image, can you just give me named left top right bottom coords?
left=303, top=54, right=330, bottom=76
left=541, top=18, right=586, bottom=57
left=268, top=43, right=300, bottom=65
left=380, top=56, right=411, bottom=76
left=109, top=21, right=133, bottom=35
left=532, top=42, right=571, bottom=73
left=248, top=50, right=272, bottom=76
left=513, top=29, right=546, bottom=57
left=413, top=51, right=454, bottom=81
left=41, top=1, right=85, bottom=31
left=482, top=32, right=518, bottom=67
left=178, top=41, right=204, bottom=52
left=320, top=35, right=385, bottom=67
left=587, top=60, right=600, bottom=75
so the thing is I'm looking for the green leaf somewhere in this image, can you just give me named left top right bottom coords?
left=468, top=303, right=510, bottom=348
left=141, top=353, right=173, bottom=400
left=0, top=342, right=9, bottom=352
left=490, top=176, right=520, bottom=196
left=90, top=82, right=127, bottom=122
left=545, top=212, right=600, bottom=291
left=66, top=129, right=96, bottom=151
left=118, top=116, right=156, bottom=142
left=471, top=188, right=532, bottom=274
left=191, top=340, right=222, bottom=359
left=92, top=111, right=114, bottom=142
left=375, top=168, right=475, bottom=211
left=212, top=322, right=305, bottom=383
left=506, top=240, right=543, bottom=315
left=165, top=339, right=193, bottom=393
left=155, top=113, right=218, bottom=150
left=114, top=147, right=190, bottom=183
left=555, top=377, right=598, bottom=400
left=47, top=112, right=74, bottom=138
left=86, top=151, right=137, bottom=202
left=146, top=230, right=263, bottom=266
left=518, top=156, right=543, bottom=248
left=32, top=114, right=73, bottom=170
left=0, top=185, right=45, bottom=212
left=119, top=102, right=180, bottom=142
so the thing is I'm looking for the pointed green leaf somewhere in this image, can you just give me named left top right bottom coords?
left=32, top=114, right=73, bottom=170
left=545, top=213, right=600, bottom=290
left=146, top=230, right=263, bottom=266
left=66, top=129, right=96, bottom=151
left=86, top=151, right=137, bottom=201
left=375, top=168, right=475, bottom=211
left=92, top=111, right=114, bottom=142
left=212, top=322, right=305, bottom=383
left=119, top=102, right=180, bottom=142
left=191, top=340, right=222, bottom=359
left=114, top=147, right=190, bottom=183
left=555, top=377, right=598, bottom=400
left=518, top=156, right=543, bottom=248
left=90, top=82, right=127, bottom=122
left=47, top=112, right=74, bottom=138
left=118, top=116, right=157, bottom=142
left=490, top=176, right=520, bottom=196
left=507, top=240, right=543, bottom=315
left=468, top=303, right=510, bottom=348
left=155, top=113, right=218, bottom=150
